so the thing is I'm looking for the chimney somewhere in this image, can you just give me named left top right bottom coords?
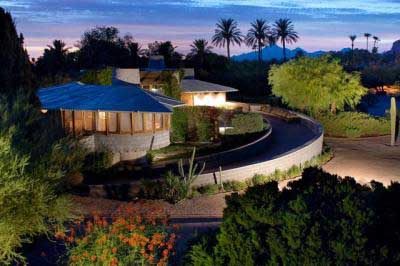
left=114, top=68, right=141, bottom=85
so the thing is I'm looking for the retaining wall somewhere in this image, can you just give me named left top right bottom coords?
left=192, top=112, right=324, bottom=186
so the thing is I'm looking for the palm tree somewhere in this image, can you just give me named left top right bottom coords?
left=187, top=39, right=213, bottom=68
left=272, top=18, right=299, bottom=61
left=212, top=18, right=243, bottom=60
left=364, top=33, right=372, bottom=51
left=373, top=36, right=380, bottom=49
left=245, top=19, right=274, bottom=63
left=349, top=35, right=357, bottom=51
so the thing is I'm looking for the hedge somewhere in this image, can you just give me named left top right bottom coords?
left=171, top=106, right=219, bottom=143
left=225, top=113, right=266, bottom=135
left=316, top=111, right=390, bottom=138
left=80, top=67, right=112, bottom=85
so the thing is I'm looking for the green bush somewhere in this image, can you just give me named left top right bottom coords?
left=80, top=67, right=112, bottom=85
left=316, top=112, right=390, bottom=138
left=186, top=168, right=400, bottom=265
left=225, top=113, right=266, bottom=135
left=161, top=171, right=189, bottom=203
left=171, top=106, right=219, bottom=143
left=83, top=151, right=113, bottom=174
left=197, top=184, right=220, bottom=195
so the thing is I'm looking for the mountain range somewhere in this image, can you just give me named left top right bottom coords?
left=232, top=45, right=351, bottom=62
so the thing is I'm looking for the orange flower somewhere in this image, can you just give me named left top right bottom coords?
left=112, top=247, right=117, bottom=254
left=91, top=255, right=97, bottom=262
left=162, top=249, right=169, bottom=258
left=71, top=255, right=78, bottom=262
left=83, top=251, right=89, bottom=257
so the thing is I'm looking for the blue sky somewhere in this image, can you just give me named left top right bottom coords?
left=1, top=0, right=399, bottom=58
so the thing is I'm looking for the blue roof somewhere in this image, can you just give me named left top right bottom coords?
left=38, top=82, right=174, bottom=113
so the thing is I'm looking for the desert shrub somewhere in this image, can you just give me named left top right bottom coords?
left=171, top=106, right=219, bottom=143
left=316, top=111, right=390, bottom=138
left=197, top=184, right=220, bottom=195
left=222, top=180, right=247, bottom=192
left=186, top=168, right=400, bottom=265
left=251, top=174, right=267, bottom=185
left=161, top=172, right=188, bottom=203
left=83, top=151, right=113, bottom=174
left=225, top=113, right=266, bottom=135
left=64, top=204, right=175, bottom=266
left=80, top=67, right=112, bottom=85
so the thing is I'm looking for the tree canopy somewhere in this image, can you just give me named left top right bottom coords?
left=269, top=56, right=366, bottom=114
left=186, top=168, right=400, bottom=266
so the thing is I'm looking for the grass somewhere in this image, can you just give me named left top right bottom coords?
left=315, top=112, right=390, bottom=138
left=191, top=146, right=333, bottom=196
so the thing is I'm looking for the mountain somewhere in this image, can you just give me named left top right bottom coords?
left=232, top=45, right=349, bottom=62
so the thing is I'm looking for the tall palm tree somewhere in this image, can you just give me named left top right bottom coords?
left=245, top=19, right=274, bottom=63
left=212, top=18, right=243, bottom=60
left=187, top=39, right=213, bottom=68
left=373, top=36, right=380, bottom=49
left=349, top=35, right=357, bottom=51
left=364, top=33, right=372, bottom=51
left=272, top=18, right=299, bottom=61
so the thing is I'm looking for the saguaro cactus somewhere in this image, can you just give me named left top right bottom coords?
left=390, top=97, right=397, bottom=146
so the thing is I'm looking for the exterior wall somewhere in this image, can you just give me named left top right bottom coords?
left=181, top=92, right=227, bottom=107
left=192, top=113, right=324, bottom=186
left=80, top=130, right=170, bottom=164
left=114, top=68, right=140, bottom=85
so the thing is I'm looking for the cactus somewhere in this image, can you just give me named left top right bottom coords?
left=390, top=97, right=397, bottom=146
left=178, top=147, right=205, bottom=185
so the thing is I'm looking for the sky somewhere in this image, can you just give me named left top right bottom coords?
left=1, top=0, right=399, bottom=59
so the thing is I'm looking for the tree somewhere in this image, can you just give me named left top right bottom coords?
left=187, top=39, right=213, bottom=69
left=212, top=18, right=243, bottom=60
left=245, top=19, right=274, bottom=64
left=372, top=36, right=380, bottom=54
left=147, top=41, right=182, bottom=67
left=0, top=7, right=35, bottom=98
left=364, top=33, right=372, bottom=51
left=77, top=26, right=128, bottom=68
left=123, top=34, right=144, bottom=68
left=349, top=35, right=357, bottom=51
left=272, top=18, right=299, bottom=61
left=269, top=56, right=366, bottom=114
left=186, top=168, right=400, bottom=266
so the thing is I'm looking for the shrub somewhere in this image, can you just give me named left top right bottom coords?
left=162, top=172, right=188, bottom=203
left=64, top=204, right=175, bottom=266
left=197, top=184, right=220, bottom=195
left=225, top=113, right=266, bottom=135
left=186, top=168, right=400, bottom=265
left=222, top=180, right=247, bottom=192
left=83, top=151, right=113, bottom=174
left=251, top=174, right=267, bottom=185
left=316, top=112, right=390, bottom=138
left=80, top=67, right=112, bottom=85
left=171, top=106, right=219, bottom=143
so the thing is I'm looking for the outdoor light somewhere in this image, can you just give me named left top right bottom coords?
left=41, top=109, right=48, bottom=113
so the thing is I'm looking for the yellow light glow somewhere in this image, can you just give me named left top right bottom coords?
left=193, top=92, right=226, bottom=107
left=41, top=109, right=48, bottom=113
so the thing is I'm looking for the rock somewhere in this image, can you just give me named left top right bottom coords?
left=390, top=40, right=400, bottom=54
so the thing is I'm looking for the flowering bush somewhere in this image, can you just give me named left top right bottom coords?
left=61, top=204, right=176, bottom=266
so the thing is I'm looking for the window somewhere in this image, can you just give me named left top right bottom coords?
left=96, top=111, right=106, bottom=132
left=144, top=113, right=153, bottom=131
left=64, top=110, right=73, bottom=132
left=84, top=111, right=94, bottom=131
left=120, top=112, right=131, bottom=133
left=74, top=111, right=83, bottom=134
left=108, top=112, right=117, bottom=133
left=155, top=113, right=163, bottom=130
left=134, top=112, right=143, bottom=132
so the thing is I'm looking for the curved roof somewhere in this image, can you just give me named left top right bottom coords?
left=38, top=82, right=176, bottom=113
left=181, top=79, right=238, bottom=93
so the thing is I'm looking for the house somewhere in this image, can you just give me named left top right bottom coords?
left=139, top=56, right=238, bottom=106
left=38, top=70, right=183, bottom=163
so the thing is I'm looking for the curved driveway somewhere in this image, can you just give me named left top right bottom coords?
left=203, top=114, right=316, bottom=173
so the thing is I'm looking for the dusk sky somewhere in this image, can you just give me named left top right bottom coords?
left=1, top=0, right=399, bottom=59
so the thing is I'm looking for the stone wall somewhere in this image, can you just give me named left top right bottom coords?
left=192, top=113, right=324, bottom=186
left=80, top=131, right=170, bottom=164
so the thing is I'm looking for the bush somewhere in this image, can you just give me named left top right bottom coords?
left=162, top=172, right=189, bottom=203
left=64, top=204, right=175, bottom=266
left=80, top=67, right=112, bottom=85
left=316, top=112, right=390, bottom=138
left=186, top=168, right=400, bottom=265
left=171, top=106, right=219, bottom=143
left=225, top=113, right=266, bottom=135
left=83, top=151, right=113, bottom=174
left=197, top=184, right=220, bottom=195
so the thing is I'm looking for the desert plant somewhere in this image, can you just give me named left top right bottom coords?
left=178, top=147, right=205, bottom=186
left=391, top=97, right=397, bottom=146
left=162, top=171, right=188, bottom=203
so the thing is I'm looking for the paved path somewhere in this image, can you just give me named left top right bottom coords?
left=323, top=136, right=400, bottom=186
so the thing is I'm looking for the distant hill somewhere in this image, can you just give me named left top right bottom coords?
left=232, top=45, right=350, bottom=62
